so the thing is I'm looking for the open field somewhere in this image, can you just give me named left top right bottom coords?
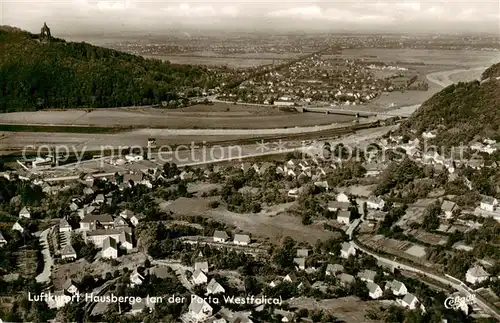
left=286, top=296, right=384, bottom=323
left=0, top=103, right=354, bottom=129
left=326, top=48, right=499, bottom=68
left=163, top=197, right=338, bottom=244
left=142, top=51, right=303, bottom=67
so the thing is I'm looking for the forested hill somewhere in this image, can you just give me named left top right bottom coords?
left=481, top=62, right=500, bottom=80
left=0, top=26, right=220, bottom=112
left=398, top=62, right=500, bottom=147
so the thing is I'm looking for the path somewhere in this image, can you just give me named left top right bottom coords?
left=36, top=226, right=54, bottom=283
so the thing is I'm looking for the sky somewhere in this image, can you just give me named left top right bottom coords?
left=2, top=0, right=499, bottom=35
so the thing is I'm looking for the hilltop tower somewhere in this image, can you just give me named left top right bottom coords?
left=40, top=22, right=52, bottom=42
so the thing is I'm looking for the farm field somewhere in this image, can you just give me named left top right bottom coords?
left=327, top=48, right=500, bottom=67
left=0, top=103, right=354, bottom=129
left=163, top=197, right=339, bottom=244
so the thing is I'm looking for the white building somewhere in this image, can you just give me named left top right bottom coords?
left=385, top=280, right=407, bottom=296
left=357, top=269, right=376, bottom=283
left=283, top=273, right=298, bottom=284
left=337, top=210, right=351, bottom=225
left=367, top=196, right=385, bottom=210
left=63, top=279, right=79, bottom=295
left=0, top=232, right=7, bottom=246
left=120, top=209, right=134, bottom=219
left=213, top=230, right=229, bottom=243
left=340, top=242, right=356, bottom=259
left=466, top=265, right=490, bottom=285
left=293, top=258, right=305, bottom=270
left=188, top=295, right=213, bottom=322
left=85, top=229, right=122, bottom=248
left=61, top=244, right=77, bottom=261
left=233, top=234, right=250, bottom=246
left=130, top=269, right=145, bottom=287
left=336, top=192, right=350, bottom=203
left=480, top=196, right=498, bottom=212
left=207, top=278, right=225, bottom=295
left=194, top=261, right=209, bottom=273
left=12, top=222, right=24, bottom=233
left=441, top=200, right=458, bottom=218
left=19, top=206, right=31, bottom=219
left=101, top=237, right=118, bottom=259
left=325, top=264, right=344, bottom=276
left=59, top=218, right=72, bottom=233
left=402, top=293, right=424, bottom=311
left=192, top=269, right=208, bottom=285
left=367, top=282, right=383, bottom=299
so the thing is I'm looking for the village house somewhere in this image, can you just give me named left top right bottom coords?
left=94, top=194, right=105, bottom=204
left=101, top=237, right=118, bottom=259
left=367, top=196, right=385, bottom=210
left=327, top=201, right=350, bottom=212
left=61, top=244, right=77, bottom=261
left=120, top=209, right=134, bottom=219
left=187, top=295, right=213, bottom=322
left=287, top=188, right=300, bottom=198
left=62, top=279, right=79, bottom=295
left=12, top=221, right=24, bottom=233
left=338, top=273, right=355, bottom=286
left=480, top=196, right=498, bottom=212
left=113, top=216, right=128, bottom=229
left=19, top=206, right=31, bottom=219
left=0, top=232, right=7, bottom=246
left=274, top=309, right=295, bottom=322
left=59, top=218, right=72, bottom=232
left=213, top=230, right=229, bottom=243
left=80, top=214, right=114, bottom=231
left=357, top=269, right=377, bottom=283
left=293, top=258, right=305, bottom=270
left=129, top=298, right=154, bottom=315
left=337, top=210, right=351, bottom=225
left=283, top=273, right=298, bottom=284
left=69, top=202, right=79, bottom=212
left=402, top=293, right=424, bottom=311
left=194, top=261, right=209, bottom=273
left=367, top=282, right=383, bottom=299
left=466, top=265, right=490, bottom=284
left=363, top=162, right=384, bottom=177
left=130, top=214, right=145, bottom=227
left=45, top=290, right=71, bottom=309
left=119, top=231, right=134, bottom=250
left=233, top=234, right=250, bottom=246
left=207, top=278, right=225, bottom=295
left=336, top=192, right=350, bottom=203
left=130, top=269, right=146, bottom=287
left=441, top=200, right=458, bottom=218
left=192, top=269, right=208, bottom=285
left=325, top=264, right=344, bottom=276
left=340, top=242, right=356, bottom=259
left=385, top=280, right=408, bottom=296
left=269, top=279, right=281, bottom=288
left=296, top=249, right=309, bottom=258
left=83, top=187, right=94, bottom=195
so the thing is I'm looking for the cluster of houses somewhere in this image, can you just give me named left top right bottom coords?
left=57, top=207, right=140, bottom=261
left=216, top=55, right=385, bottom=106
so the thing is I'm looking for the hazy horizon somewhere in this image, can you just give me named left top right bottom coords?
left=2, top=0, right=500, bottom=36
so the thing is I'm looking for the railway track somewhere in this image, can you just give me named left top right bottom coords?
left=181, top=120, right=394, bottom=148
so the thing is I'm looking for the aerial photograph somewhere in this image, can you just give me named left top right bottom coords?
left=0, top=0, right=499, bottom=322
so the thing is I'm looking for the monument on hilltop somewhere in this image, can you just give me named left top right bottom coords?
left=40, top=22, right=52, bottom=42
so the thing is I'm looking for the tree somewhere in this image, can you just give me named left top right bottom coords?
left=422, top=202, right=441, bottom=231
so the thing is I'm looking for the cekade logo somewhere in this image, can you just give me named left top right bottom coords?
left=444, top=294, right=476, bottom=310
